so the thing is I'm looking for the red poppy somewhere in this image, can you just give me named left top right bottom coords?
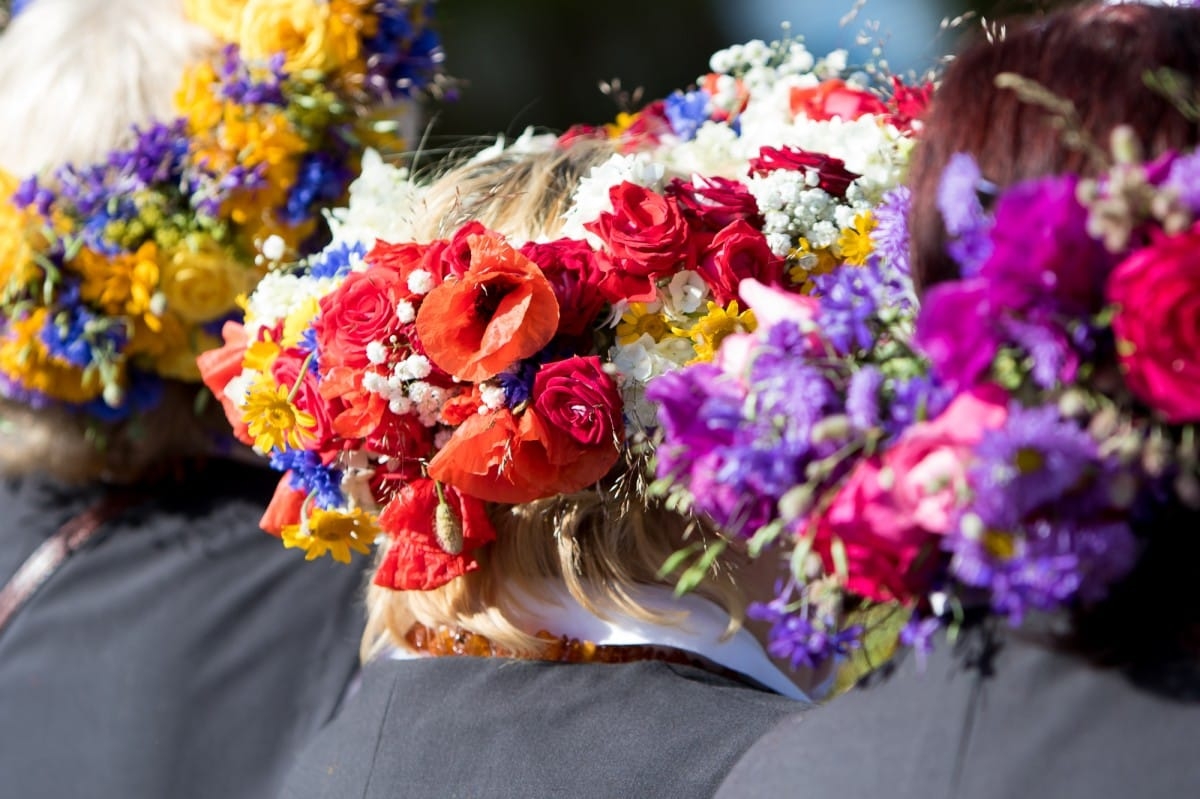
left=374, top=479, right=497, bottom=591
left=415, top=231, right=559, bottom=382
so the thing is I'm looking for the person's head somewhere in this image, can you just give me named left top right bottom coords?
left=0, top=0, right=443, bottom=484
left=907, top=2, right=1200, bottom=667
left=361, top=140, right=749, bottom=661
left=909, top=2, right=1200, bottom=290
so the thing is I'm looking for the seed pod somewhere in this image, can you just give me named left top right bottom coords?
left=435, top=500, right=464, bottom=555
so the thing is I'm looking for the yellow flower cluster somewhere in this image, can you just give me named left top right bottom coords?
left=0, top=310, right=103, bottom=404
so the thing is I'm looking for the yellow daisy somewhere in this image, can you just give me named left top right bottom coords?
left=787, top=238, right=839, bottom=292
left=616, top=302, right=671, bottom=345
left=836, top=211, right=877, bottom=266
left=281, top=507, right=378, bottom=563
left=674, top=301, right=756, bottom=364
left=242, top=375, right=316, bottom=452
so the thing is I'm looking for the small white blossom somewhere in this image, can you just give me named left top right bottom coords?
left=366, top=341, right=388, bottom=366
left=407, top=270, right=434, bottom=296
left=396, top=300, right=416, bottom=323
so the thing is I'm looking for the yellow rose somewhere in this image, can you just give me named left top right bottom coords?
left=159, top=243, right=250, bottom=323
left=0, top=171, right=38, bottom=290
left=183, top=0, right=250, bottom=41
left=237, top=0, right=353, bottom=75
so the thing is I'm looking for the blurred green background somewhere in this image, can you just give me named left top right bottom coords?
left=425, top=0, right=1077, bottom=143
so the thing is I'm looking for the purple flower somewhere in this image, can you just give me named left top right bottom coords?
left=899, top=614, right=941, bottom=669
left=873, top=186, right=911, bottom=276
left=846, top=366, right=883, bottom=431
left=648, top=365, right=742, bottom=478
left=813, top=259, right=910, bottom=355
left=885, top=374, right=950, bottom=439
left=914, top=278, right=1012, bottom=391
left=749, top=592, right=861, bottom=671
left=984, top=175, right=1113, bottom=316
left=1164, top=150, right=1200, bottom=214
left=937, top=153, right=993, bottom=275
left=967, top=405, right=1102, bottom=528
left=946, top=515, right=1138, bottom=624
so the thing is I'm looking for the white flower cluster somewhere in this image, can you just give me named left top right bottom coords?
left=243, top=271, right=338, bottom=339
left=326, top=149, right=429, bottom=247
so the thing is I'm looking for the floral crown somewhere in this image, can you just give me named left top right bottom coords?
left=653, top=112, right=1200, bottom=671
left=0, top=0, right=446, bottom=416
left=198, top=34, right=929, bottom=592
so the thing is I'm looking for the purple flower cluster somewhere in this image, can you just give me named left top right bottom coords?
left=917, top=162, right=1114, bottom=392
left=749, top=585, right=862, bottom=670
left=216, top=46, right=287, bottom=106
left=944, top=405, right=1140, bottom=622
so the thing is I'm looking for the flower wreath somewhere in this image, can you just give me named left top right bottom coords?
left=198, top=34, right=930, bottom=595
left=0, top=0, right=447, bottom=416
left=653, top=116, right=1200, bottom=670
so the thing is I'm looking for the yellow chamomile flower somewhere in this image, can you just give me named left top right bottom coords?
left=243, top=375, right=316, bottom=452
left=674, top=301, right=756, bottom=364
left=281, top=507, right=378, bottom=563
left=616, top=302, right=672, bottom=346
left=787, top=237, right=839, bottom=293
left=835, top=211, right=876, bottom=267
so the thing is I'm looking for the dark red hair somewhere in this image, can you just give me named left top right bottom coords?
left=909, top=3, right=1200, bottom=289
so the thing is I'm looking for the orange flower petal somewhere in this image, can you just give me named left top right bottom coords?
left=416, top=232, right=559, bottom=382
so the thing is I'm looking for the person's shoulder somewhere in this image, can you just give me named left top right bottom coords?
left=717, top=630, right=1200, bottom=799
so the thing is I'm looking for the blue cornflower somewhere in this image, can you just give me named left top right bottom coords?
left=284, top=152, right=352, bottom=227
left=305, top=241, right=366, bottom=280
left=664, top=89, right=712, bottom=141
left=270, top=449, right=345, bottom=510
left=40, top=305, right=127, bottom=369
left=498, top=360, right=537, bottom=408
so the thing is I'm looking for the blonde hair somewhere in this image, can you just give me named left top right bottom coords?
left=362, top=139, right=748, bottom=661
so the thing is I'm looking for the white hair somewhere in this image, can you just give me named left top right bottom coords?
left=0, top=0, right=215, bottom=176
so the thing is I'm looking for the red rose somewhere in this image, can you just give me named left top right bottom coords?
left=748, top=146, right=860, bottom=199
left=532, top=356, right=623, bottom=449
left=271, top=348, right=339, bottom=453
left=416, top=231, right=560, bottom=382
left=1107, top=228, right=1200, bottom=422
left=557, top=124, right=608, bottom=148
left=615, top=99, right=672, bottom=152
left=364, top=240, right=431, bottom=302
left=886, top=76, right=933, bottom=136
left=696, top=219, right=784, bottom=305
left=666, top=175, right=763, bottom=232
left=586, top=182, right=694, bottom=301
left=424, top=221, right=488, bottom=283
left=315, top=264, right=408, bottom=370
left=374, top=479, right=497, bottom=591
left=789, top=78, right=887, bottom=122
left=519, top=238, right=609, bottom=337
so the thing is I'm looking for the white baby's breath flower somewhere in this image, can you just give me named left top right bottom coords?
left=396, top=300, right=416, bottom=323
left=407, top=270, right=434, bottom=296
left=366, top=341, right=388, bottom=366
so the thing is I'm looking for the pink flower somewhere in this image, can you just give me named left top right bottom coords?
left=738, top=278, right=819, bottom=329
left=1107, top=227, right=1200, bottom=423
left=813, top=386, right=1009, bottom=603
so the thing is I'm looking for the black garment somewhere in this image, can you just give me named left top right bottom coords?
left=716, top=627, right=1200, bottom=799
left=0, top=460, right=368, bottom=799
left=280, top=654, right=803, bottom=799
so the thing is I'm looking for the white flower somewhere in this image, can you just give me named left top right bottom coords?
left=407, top=270, right=434, bottom=296
left=260, top=234, right=286, bottom=262
left=326, top=149, right=428, bottom=246
left=396, top=300, right=416, bottom=323
left=366, top=341, right=388, bottom=366
left=394, top=354, right=432, bottom=381
left=479, top=383, right=507, bottom=411
left=663, top=270, right=710, bottom=316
